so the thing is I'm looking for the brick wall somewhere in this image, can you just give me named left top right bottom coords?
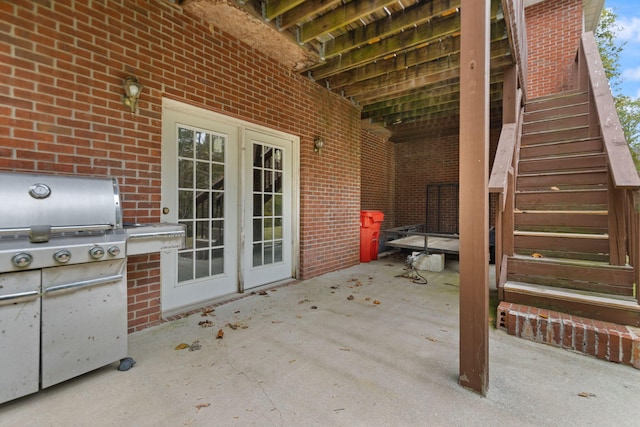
left=525, top=0, right=583, bottom=98
left=498, top=302, right=640, bottom=369
left=360, top=130, right=395, bottom=230
left=0, top=0, right=361, bottom=331
left=393, top=129, right=500, bottom=231
left=394, top=134, right=459, bottom=228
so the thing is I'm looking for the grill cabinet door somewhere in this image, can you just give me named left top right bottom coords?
left=41, top=259, right=127, bottom=388
left=0, top=270, right=40, bottom=404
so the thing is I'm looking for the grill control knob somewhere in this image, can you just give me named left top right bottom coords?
left=54, top=249, right=71, bottom=263
left=107, top=246, right=121, bottom=256
left=12, top=253, right=33, bottom=268
left=89, top=246, right=105, bottom=259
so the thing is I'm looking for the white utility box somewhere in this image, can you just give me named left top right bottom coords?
left=412, top=253, right=445, bottom=272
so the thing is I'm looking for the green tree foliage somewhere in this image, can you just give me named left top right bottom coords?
left=595, top=8, right=640, bottom=165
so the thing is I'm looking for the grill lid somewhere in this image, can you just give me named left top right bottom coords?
left=0, top=172, right=123, bottom=236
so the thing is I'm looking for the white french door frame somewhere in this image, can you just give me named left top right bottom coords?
left=161, top=98, right=300, bottom=310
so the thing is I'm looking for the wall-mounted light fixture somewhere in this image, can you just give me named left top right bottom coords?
left=122, top=76, right=143, bottom=113
left=314, top=136, right=324, bottom=155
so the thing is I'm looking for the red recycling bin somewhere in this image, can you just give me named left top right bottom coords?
left=360, top=210, right=384, bottom=262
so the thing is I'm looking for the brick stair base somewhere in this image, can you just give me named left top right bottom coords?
left=497, top=302, right=640, bottom=368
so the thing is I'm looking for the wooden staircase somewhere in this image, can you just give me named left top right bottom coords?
left=502, top=91, right=640, bottom=326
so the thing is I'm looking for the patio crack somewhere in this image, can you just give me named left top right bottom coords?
left=223, top=350, right=283, bottom=423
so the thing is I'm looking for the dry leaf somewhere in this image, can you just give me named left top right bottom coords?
left=216, top=329, right=224, bottom=339
left=426, top=337, right=438, bottom=342
left=195, top=403, right=211, bottom=410
left=532, top=253, right=544, bottom=258
left=258, top=291, right=268, bottom=295
left=198, top=320, right=213, bottom=328
left=347, top=295, right=355, bottom=301
left=364, top=297, right=371, bottom=301
left=373, top=300, right=381, bottom=305
left=175, top=343, right=190, bottom=350
left=578, top=392, right=596, bottom=398
left=201, top=308, right=214, bottom=316
left=550, top=186, right=560, bottom=191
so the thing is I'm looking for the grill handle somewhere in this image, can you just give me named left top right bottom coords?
left=0, top=224, right=115, bottom=237
left=44, top=274, right=124, bottom=295
left=0, top=290, right=39, bottom=305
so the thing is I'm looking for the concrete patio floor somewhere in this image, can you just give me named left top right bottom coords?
left=2, top=254, right=640, bottom=426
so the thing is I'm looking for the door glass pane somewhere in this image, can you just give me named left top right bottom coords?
left=195, top=162, right=209, bottom=189
left=212, top=136, right=224, bottom=162
left=195, top=131, right=210, bottom=161
left=253, top=219, right=262, bottom=242
left=177, top=125, right=226, bottom=283
left=178, top=160, right=193, bottom=188
left=251, top=141, right=285, bottom=268
left=178, top=190, right=193, bottom=220
left=195, top=192, right=209, bottom=219
left=253, top=169, right=262, bottom=192
left=195, top=250, right=209, bottom=279
left=274, top=241, right=283, bottom=263
left=274, top=171, right=282, bottom=193
left=211, top=248, right=224, bottom=275
left=178, top=252, right=193, bottom=282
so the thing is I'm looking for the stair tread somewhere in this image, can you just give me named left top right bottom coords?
left=524, top=112, right=588, bottom=125
left=520, top=136, right=601, bottom=148
left=518, top=168, right=607, bottom=178
left=503, top=281, right=638, bottom=307
left=509, top=253, right=627, bottom=269
left=516, top=187, right=607, bottom=194
left=513, top=230, right=608, bottom=239
left=519, top=151, right=605, bottom=162
left=522, top=125, right=588, bottom=136
left=527, top=91, right=587, bottom=103
left=515, top=209, right=607, bottom=214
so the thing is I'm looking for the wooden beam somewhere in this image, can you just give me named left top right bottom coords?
left=299, top=0, right=399, bottom=43
left=459, top=0, right=490, bottom=395
left=323, top=0, right=461, bottom=59
left=308, top=13, right=463, bottom=79
left=347, top=54, right=512, bottom=104
left=278, top=0, right=343, bottom=30
left=264, top=0, right=306, bottom=20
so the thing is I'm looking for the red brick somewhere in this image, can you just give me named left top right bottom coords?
left=621, top=333, right=633, bottom=365
left=610, top=331, right=622, bottom=363
left=584, top=323, right=597, bottom=356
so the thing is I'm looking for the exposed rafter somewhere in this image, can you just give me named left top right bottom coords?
left=185, top=0, right=513, bottom=142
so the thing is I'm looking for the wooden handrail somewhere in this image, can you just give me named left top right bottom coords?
left=578, top=32, right=640, bottom=302
left=580, top=32, right=640, bottom=189
left=502, top=0, right=528, bottom=101
left=488, top=111, right=522, bottom=195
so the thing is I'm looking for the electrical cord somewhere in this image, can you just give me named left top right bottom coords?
left=395, top=262, right=428, bottom=285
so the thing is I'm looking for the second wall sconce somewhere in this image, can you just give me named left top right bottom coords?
left=122, top=76, right=143, bottom=113
left=314, top=136, right=324, bottom=155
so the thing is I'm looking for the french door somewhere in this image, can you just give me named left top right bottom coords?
left=161, top=100, right=297, bottom=314
left=242, top=130, right=293, bottom=289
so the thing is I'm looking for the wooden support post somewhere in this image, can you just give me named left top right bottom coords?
left=502, top=65, right=518, bottom=124
left=608, top=172, right=627, bottom=266
left=459, top=0, right=490, bottom=395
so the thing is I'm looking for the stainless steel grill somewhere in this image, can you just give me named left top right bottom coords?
left=0, top=172, right=127, bottom=273
left=0, top=171, right=184, bottom=405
